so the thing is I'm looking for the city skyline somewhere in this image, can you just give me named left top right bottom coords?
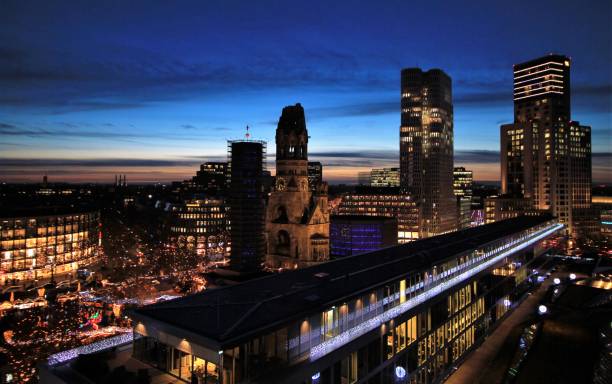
left=1, top=0, right=611, bottom=184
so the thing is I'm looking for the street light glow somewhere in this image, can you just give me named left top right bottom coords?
left=538, top=304, right=548, bottom=314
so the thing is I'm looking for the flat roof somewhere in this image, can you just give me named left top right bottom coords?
left=331, top=215, right=397, bottom=223
left=133, top=215, right=554, bottom=347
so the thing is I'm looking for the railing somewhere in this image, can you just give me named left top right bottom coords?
left=47, top=332, right=133, bottom=366
left=308, top=223, right=564, bottom=361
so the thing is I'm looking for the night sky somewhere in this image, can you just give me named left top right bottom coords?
left=1, top=0, right=610, bottom=184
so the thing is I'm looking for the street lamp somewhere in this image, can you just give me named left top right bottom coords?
left=538, top=305, right=547, bottom=314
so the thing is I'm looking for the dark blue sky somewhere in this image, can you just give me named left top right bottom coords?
left=1, top=0, right=610, bottom=183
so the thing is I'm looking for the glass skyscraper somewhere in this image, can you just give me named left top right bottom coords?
left=400, top=68, right=457, bottom=236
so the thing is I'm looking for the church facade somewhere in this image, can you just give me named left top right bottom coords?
left=266, top=103, right=330, bottom=269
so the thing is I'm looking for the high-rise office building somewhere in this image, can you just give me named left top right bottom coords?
left=227, top=140, right=266, bottom=272
left=307, top=161, right=323, bottom=191
left=371, top=167, right=400, bottom=187
left=400, top=68, right=457, bottom=236
left=265, top=104, right=330, bottom=269
left=500, top=54, right=592, bottom=238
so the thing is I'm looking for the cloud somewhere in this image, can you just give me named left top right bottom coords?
left=309, top=150, right=397, bottom=159
left=454, top=150, right=499, bottom=164
left=0, top=158, right=200, bottom=168
left=310, top=101, right=397, bottom=119
left=0, top=122, right=228, bottom=143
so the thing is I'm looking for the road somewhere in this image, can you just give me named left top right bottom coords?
left=445, top=277, right=552, bottom=384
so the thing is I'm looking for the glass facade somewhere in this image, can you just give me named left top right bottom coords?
left=400, top=68, right=457, bottom=236
left=0, top=211, right=100, bottom=284
left=133, top=336, right=220, bottom=383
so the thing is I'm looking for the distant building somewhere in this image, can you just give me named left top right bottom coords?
left=600, top=209, right=612, bottom=242
left=457, top=196, right=472, bottom=230
left=0, top=208, right=100, bottom=284
left=371, top=167, right=400, bottom=187
left=454, top=167, right=474, bottom=230
left=400, top=68, right=457, bottom=236
left=453, top=167, right=473, bottom=198
left=592, top=196, right=612, bottom=242
left=357, top=171, right=371, bottom=186
left=167, top=198, right=228, bottom=259
left=191, top=162, right=228, bottom=195
left=500, top=54, right=592, bottom=239
left=228, top=140, right=266, bottom=272
left=338, top=187, right=420, bottom=243
left=330, top=215, right=397, bottom=258
left=266, top=104, right=330, bottom=269
left=307, top=161, right=323, bottom=191
left=484, top=196, right=535, bottom=224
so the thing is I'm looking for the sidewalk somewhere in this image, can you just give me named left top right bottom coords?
left=445, top=279, right=551, bottom=384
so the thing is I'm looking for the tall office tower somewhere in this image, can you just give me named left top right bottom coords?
left=228, top=140, right=266, bottom=272
left=453, top=167, right=473, bottom=198
left=500, top=54, right=592, bottom=237
left=266, top=104, right=330, bottom=269
left=400, top=68, right=457, bottom=236
left=307, top=161, right=323, bottom=191
left=371, top=167, right=400, bottom=187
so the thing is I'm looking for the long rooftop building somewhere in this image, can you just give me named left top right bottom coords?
left=42, top=215, right=563, bottom=384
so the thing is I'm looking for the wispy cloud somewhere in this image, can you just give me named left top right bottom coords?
left=0, top=158, right=200, bottom=167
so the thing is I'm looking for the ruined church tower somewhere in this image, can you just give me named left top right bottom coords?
left=266, top=103, right=330, bottom=268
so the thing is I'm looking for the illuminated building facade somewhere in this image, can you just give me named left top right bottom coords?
left=126, top=215, right=562, bottom=384
left=330, top=215, right=397, bottom=258
left=308, top=162, right=323, bottom=191
left=457, top=197, right=472, bottom=230
left=191, top=162, right=228, bottom=195
left=168, top=198, right=229, bottom=259
left=0, top=209, right=100, bottom=284
left=453, top=167, right=473, bottom=230
left=338, top=188, right=420, bottom=243
left=453, top=167, right=473, bottom=198
left=228, top=140, right=266, bottom=272
left=592, top=196, right=612, bottom=241
left=266, top=104, right=330, bottom=269
left=400, top=68, right=457, bottom=236
left=484, top=196, right=535, bottom=224
left=500, top=54, right=592, bottom=238
left=371, top=168, right=400, bottom=188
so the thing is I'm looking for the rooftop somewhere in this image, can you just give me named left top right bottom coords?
left=331, top=215, right=397, bottom=223
left=132, top=215, right=554, bottom=347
